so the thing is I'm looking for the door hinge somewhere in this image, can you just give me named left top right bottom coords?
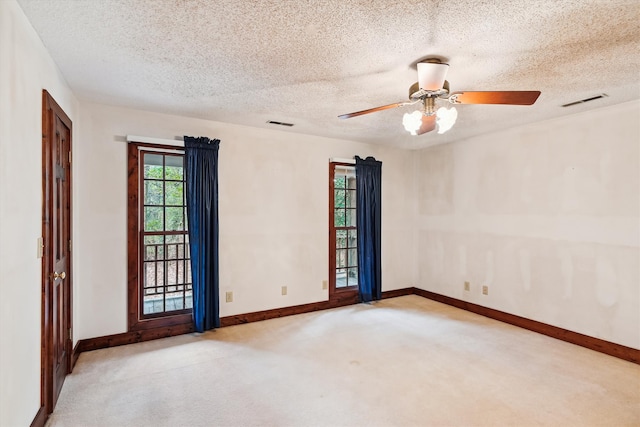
left=69, top=239, right=72, bottom=252
left=68, top=327, right=72, bottom=339
left=68, top=151, right=72, bottom=164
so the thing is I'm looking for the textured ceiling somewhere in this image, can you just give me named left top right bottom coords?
left=16, top=0, right=640, bottom=149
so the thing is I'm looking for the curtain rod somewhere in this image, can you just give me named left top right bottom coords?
left=126, top=135, right=184, bottom=147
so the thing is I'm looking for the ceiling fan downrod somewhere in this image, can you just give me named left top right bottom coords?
left=422, top=97, right=437, bottom=116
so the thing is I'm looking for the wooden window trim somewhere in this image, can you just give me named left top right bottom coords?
left=329, top=161, right=358, bottom=301
left=127, top=142, right=193, bottom=331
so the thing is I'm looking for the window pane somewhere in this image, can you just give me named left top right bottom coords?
left=166, top=244, right=177, bottom=259
left=336, top=268, right=347, bottom=288
left=185, top=289, right=193, bottom=309
left=144, top=235, right=163, bottom=261
left=166, top=234, right=183, bottom=244
left=144, top=234, right=163, bottom=245
left=144, top=154, right=164, bottom=179
left=336, top=229, right=347, bottom=248
left=143, top=260, right=163, bottom=315
left=346, top=189, right=356, bottom=208
left=348, top=229, right=357, bottom=246
left=145, top=245, right=156, bottom=261
left=143, top=295, right=163, bottom=314
left=334, top=209, right=346, bottom=227
left=334, top=176, right=346, bottom=189
left=166, top=292, right=184, bottom=311
left=347, top=176, right=356, bottom=190
left=143, top=262, right=155, bottom=290
left=144, top=207, right=163, bottom=231
left=334, top=189, right=345, bottom=208
left=348, top=248, right=358, bottom=268
left=178, top=259, right=185, bottom=281
left=177, top=243, right=185, bottom=259
left=165, top=156, right=184, bottom=180
left=144, top=180, right=163, bottom=205
left=156, top=262, right=164, bottom=287
left=336, top=249, right=347, bottom=268
left=167, top=261, right=177, bottom=285
left=166, top=207, right=184, bottom=231
left=165, top=181, right=184, bottom=206
left=347, top=267, right=359, bottom=287
left=345, top=208, right=356, bottom=226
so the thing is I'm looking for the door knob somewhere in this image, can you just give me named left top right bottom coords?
left=53, top=271, right=66, bottom=280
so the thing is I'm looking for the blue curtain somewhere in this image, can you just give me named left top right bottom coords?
left=355, top=156, right=382, bottom=302
left=184, top=136, right=220, bottom=332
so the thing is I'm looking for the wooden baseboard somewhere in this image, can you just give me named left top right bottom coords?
left=30, top=405, right=47, bottom=427
left=412, top=287, right=640, bottom=365
left=220, top=293, right=359, bottom=327
left=77, top=323, right=194, bottom=353
left=71, top=341, right=80, bottom=372
left=381, top=287, right=414, bottom=299
left=220, top=288, right=414, bottom=327
left=72, top=286, right=638, bottom=366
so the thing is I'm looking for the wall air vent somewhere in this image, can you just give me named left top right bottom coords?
left=561, top=94, right=608, bottom=107
left=267, top=120, right=294, bottom=127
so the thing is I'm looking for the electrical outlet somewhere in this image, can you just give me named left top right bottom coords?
left=464, top=281, right=470, bottom=291
left=322, top=280, right=328, bottom=290
left=226, top=291, right=233, bottom=303
left=281, top=286, right=287, bottom=296
left=482, top=286, right=488, bottom=295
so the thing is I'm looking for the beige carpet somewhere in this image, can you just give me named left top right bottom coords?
left=47, top=295, right=639, bottom=427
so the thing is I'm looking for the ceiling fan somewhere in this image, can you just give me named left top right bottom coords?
left=338, top=59, right=541, bottom=135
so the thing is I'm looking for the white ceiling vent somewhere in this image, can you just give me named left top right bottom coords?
left=267, top=120, right=294, bottom=127
left=561, top=94, right=608, bottom=107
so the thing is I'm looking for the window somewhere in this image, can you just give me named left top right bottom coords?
left=128, top=143, right=193, bottom=330
left=329, top=162, right=358, bottom=299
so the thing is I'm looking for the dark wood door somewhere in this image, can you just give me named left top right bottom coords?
left=42, top=90, right=72, bottom=414
left=52, top=114, right=70, bottom=405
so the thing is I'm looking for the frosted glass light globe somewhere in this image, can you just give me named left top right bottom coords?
left=402, top=110, right=423, bottom=135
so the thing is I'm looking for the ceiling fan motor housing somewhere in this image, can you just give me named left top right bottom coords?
left=417, top=61, right=449, bottom=91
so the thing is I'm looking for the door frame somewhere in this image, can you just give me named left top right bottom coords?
left=41, top=90, right=73, bottom=415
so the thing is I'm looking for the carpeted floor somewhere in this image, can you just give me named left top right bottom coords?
left=47, top=295, right=640, bottom=426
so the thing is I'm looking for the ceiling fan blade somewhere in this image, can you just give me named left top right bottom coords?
left=450, top=91, right=541, bottom=105
left=338, top=101, right=412, bottom=119
left=416, top=115, right=436, bottom=135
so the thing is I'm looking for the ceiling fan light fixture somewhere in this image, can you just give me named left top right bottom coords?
left=436, top=107, right=458, bottom=134
left=402, top=110, right=423, bottom=135
left=338, top=59, right=540, bottom=138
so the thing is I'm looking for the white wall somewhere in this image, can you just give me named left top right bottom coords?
left=0, top=1, right=79, bottom=425
left=76, top=102, right=416, bottom=339
left=415, top=101, right=640, bottom=348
